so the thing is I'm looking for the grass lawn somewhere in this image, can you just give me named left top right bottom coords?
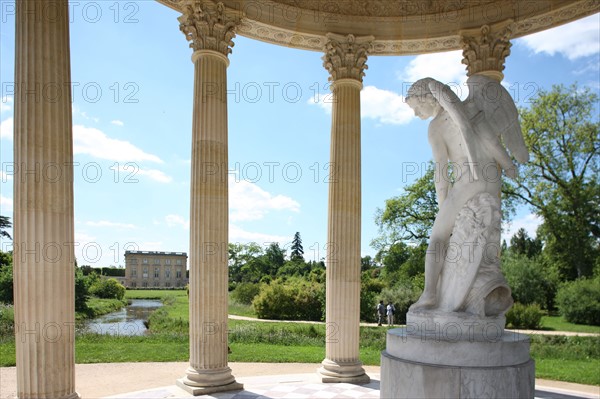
left=125, top=289, right=187, bottom=300
left=541, top=315, right=600, bottom=334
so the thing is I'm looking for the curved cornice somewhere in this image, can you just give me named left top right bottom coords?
left=158, top=0, right=600, bottom=55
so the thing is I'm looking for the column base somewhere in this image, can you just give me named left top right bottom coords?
left=318, top=359, right=370, bottom=383
left=177, top=366, right=243, bottom=396
left=176, top=379, right=243, bottom=396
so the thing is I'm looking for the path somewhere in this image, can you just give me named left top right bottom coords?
left=228, top=314, right=600, bottom=337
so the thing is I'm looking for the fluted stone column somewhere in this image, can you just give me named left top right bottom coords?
left=461, top=22, right=513, bottom=81
left=176, top=1, right=242, bottom=395
left=13, top=1, right=78, bottom=398
left=318, top=33, right=372, bottom=384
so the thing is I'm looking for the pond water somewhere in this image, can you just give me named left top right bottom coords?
left=84, top=299, right=163, bottom=336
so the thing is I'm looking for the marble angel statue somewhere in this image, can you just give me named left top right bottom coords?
left=405, top=75, right=529, bottom=317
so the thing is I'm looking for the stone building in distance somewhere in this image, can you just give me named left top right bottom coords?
left=124, top=250, right=188, bottom=288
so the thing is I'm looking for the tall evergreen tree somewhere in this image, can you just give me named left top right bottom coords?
left=0, top=216, right=11, bottom=240
left=290, top=232, right=304, bottom=261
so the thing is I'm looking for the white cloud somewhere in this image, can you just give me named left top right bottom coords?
left=72, top=107, right=100, bottom=123
left=401, top=50, right=467, bottom=88
left=0, top=195, right=13, bottom=213
left=165, top=214, right=189, bottom=230
left=111, top=120, right=124, bottom=126
left=229, top=178, right=300, bottom=222
left=0, top=117, right=13, bottom=141
left=309, top=85, right=414, bottom=125
left=74, top=231, right=96, bottom=244
left=1, top=96, right=13, bottom=114
left=518, top=14, right=600, bottom=60
left=502, top=213, right=543, bottom=242
left=138, top=241, right=164, bottom=252
left=1, top=171, right=12, bottom=182
left=115, top=164, right=172, bottom=184
left=73, top=125, right=163, bottom=163
left=361, top=86, right=414, bottom=125
left=229, top=224, right=290, bottom=245
left=85, top=220, right=136, bottom=229
left=135, top=168, right=173, bottom=183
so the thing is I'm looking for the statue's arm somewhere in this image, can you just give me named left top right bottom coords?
left=429, top=126, right=450, bottom=205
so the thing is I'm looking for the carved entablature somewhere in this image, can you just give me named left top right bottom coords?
left=322, top=33, right=374, bottom=83
left=178, top=1, right=239, bottom=56
left=461, top=22, right=513, bottom=81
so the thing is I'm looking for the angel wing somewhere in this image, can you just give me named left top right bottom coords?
left=427, top=79, right=480, bottom=180
left=465, top=75, right=529, bottom=164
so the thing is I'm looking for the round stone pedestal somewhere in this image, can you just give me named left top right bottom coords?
left=381, top=328, right=535, bottom=399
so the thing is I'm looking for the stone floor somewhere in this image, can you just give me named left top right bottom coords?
left=105, top=373, right=599, bottom=399
left=2, top=363, right=598, bottom=399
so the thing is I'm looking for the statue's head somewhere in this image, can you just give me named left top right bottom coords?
left=406, top=78, right=439, bottom=120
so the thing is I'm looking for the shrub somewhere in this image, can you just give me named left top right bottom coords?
left=502, top=254, right=557, bottom=309
left=253, top=279, right=324, bottom=321
left=360, top=274, right=385, bottom=323
left=75, top=268, right=90, bottom=311
left=0, top=303, right=14, bottom=338
left=231, top=282, right=260, bottom=305
left=89, top=278, right=125, bottom=300
left=556, top=277, right=600, bottom=326
left=380, top=276, right=423, bottom=324
left=0, top=264, right=13, bottom=304
left=505, top=303, right=543, bottom=329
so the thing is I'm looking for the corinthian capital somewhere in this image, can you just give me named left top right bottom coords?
left=178, top=1, right=239, bottom=56
left=461, top=22, right=513, bottom=81
left=322, top=33, right=374, bottom=83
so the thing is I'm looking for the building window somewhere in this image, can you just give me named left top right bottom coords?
left=143, top=267, right=148, bottom=278
left=154, top=267, right=160, bottom=278
left=142, top=281, right=148, bottom=288
left=143, top=258, right=148, bottom=264
left=131, top=267, right=137, bottom=277
left=154, top=281, right=159, bottom=287
left=176, top=268, right=182, bottom=278
left=165, top=268, right=171, bottom=279
left=154, top=258, right=160, bottom=265
left=165, top=282, right=171, bottom=288
left=131, top=281, right=137, bottom=288
left=176, top=259, right=182, bottom=265
left=176, top=281, right=181, bottom=287
left=165, top=259, right=171, bottom=265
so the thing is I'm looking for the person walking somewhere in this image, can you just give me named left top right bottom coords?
left=386, top=302, right=396, bottom=326
left=376, top=300, right=385, bottom=326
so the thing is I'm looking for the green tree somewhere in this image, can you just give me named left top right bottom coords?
left=75, top=267, right=90, bottom=311
left=0, top=264, right=13, bottom=304
left=264, top=242, right=286, bottom=275
left=373, top=166, right=437, bottom=245
left=361, top=255, right=375, bottom=271
left=0, top=216, right=11, bottom=240
left=290, top=232, right=304, bottom=261
left=509, top=228, right=543, bottom=258
left=228, top=243, right=264, bottom=283
left=376, top=241, right=410, bottom=275
left=89, top=278, right=125, bottom=300
left=504, top=84, right=600, bottom=279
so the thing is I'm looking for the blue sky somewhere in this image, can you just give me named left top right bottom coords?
left=0, top=3, right=598, bottom=267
